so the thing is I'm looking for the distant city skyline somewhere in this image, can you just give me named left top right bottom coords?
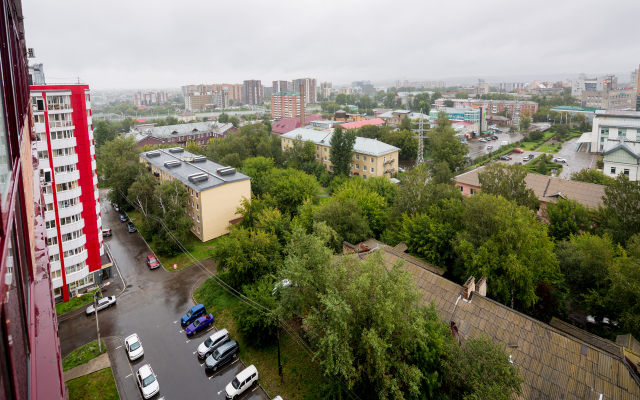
left=24, top=0, right=640, bottom=89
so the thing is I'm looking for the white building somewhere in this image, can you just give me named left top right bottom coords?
left=579, top=110, right=640, bottom=153
left=602, top=139, right=640, bottom=181
left=571, top=75, right=617, bottom=98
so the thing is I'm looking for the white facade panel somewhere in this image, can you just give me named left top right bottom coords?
left=54, top=169, right=80, bottom=185
left=52, top=153, right=79, bottom=168
left=36, top=141, right=48, bottom=152
left=63, top=250, right=88, bottom=268
left=59, top=219, right=85, bottom=236
left=52, top=277, right=63, bottom=289
left=34, top=122, right=46, bottom=134
left=65, top=265, right=89, bottom=284
left=57, top=203, right=83, bottom=219
left=61, top=234, right=87, bottom=253
left=50, top=137, right=77, bottom=150
left=56, top=186, right=82, bottom=202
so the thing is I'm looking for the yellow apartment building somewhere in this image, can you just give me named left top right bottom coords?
left=139, top=148, right=251, bottom=242
left=280, top=128, right=401, bottom=178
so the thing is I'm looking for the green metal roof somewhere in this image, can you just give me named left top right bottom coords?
left=550, top=106, right=601, bottom=112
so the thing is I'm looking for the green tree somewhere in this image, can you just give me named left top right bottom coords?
left=334, top=178, right=389, bottom=236
left=378, top=129, right=419, bottom=160
left=184, top=140, right=205, bottom=155
left=444, top=99, right=454, bottom=107
left=313, top=199, right=372, bottom=250
left=478, top=163, right=540, bottom=211
left=520, top=115, right=531, bottom=130
left=570, top=168, right=615, bottom=186
left=528, top=130, right=544, bottom=141
left=234, top=277, right=279, bottom=348
left=240, top=157, right=276, bottom=196
left=454, top=194, right=560, bottom=310
left=601, top=174, right=640, bottom=245
left=329, top=126, right=356, bottom=177
left=454, top=92, right=469, bottom=99
left=545, top=198, right=592, bottom=241
left=218, top=112, right=230, bottom=123
left=152, top=180, right=193, bottom=255
left=210, top=227, right=282, bottom=289
left=277, top=231, right=448, bottom=400
left=263, top=168, right=319, bottom=216
left=399, top=116, right=413, bottom=131
left=127, top=172, right=158, bottom=235
left=428, top=112, right=468, bottom=173
left=441, top=334, right=524, bottom=400
left=283, top=136, right=316, bottom=169
left=94, top=120, right=117, bottom=148
left=166, top=116, right=178, bottom=125
left=98, top=136, right=143, bottom=208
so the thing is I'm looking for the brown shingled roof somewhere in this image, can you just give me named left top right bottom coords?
left=368, top=240, right=640, bottom=399
left=456, top=166, right=607, bottom=209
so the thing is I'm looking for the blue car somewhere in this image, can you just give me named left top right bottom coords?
left=181, top=303, right=206, bottom=326
left=185, top=314, right=214, bottom=336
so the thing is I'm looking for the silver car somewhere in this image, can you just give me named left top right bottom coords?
left=85, top=296, right=117, bottom=316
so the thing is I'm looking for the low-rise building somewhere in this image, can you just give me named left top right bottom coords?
left=581, top=89, right=636, bottom=110
left=129, top=121, right=235, bottom=148
left=377, top=109, right=411, bottom=126
left=178, top=110, right=197, bottom=122
left=339, top=118, right=385, bottom=130
left=602, top=138, right=640, bottom=181
left=550, top=106, right=601, bottom=122
left=455, top=166, right=607, bottom=216
left=434, top=99, right=538, bottom=119
left=580, top=110, right=640, bottom=153
left=139, top=148, right=251, bottom=241
left=280, top=128, right=400, bottom=178
left=271, top=114, right=325, bottom=135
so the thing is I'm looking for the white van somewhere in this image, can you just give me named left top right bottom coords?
left=225, top=365, right=259, bottom=399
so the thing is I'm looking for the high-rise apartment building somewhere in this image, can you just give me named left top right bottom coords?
left=572, top=75, right=617, bottom=98
left=243, top=80, right=262, bottom=105
left=31, top=84, right=105, bottom=303
left=273, top=80, right=291, bottom=93
left=293, top=78, right=317, bottom=104
left=28, top=63, right=45, bottom=85
left=134, top=91, right=169, bottom=106
left=181, top=84, right=197, bottom=97
left=185, top=91, right=228, bottom=110
left=320, top=82, right=332, bottom=98
left=1, top=1, right=67, bottom=398
left=271, top=92, right=303, bottom=119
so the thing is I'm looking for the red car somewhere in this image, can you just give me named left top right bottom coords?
left=146, top=254, right=161, bottom=269
left=513, top=148, right=524, bottom=153
left=504, top=155, right=512, bottom=160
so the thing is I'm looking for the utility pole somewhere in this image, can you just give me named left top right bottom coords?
left=413, top=109, right=427, bottom=165
left=94, top=293, right=101, bottom=353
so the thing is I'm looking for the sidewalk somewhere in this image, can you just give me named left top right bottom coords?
left=63, top=352, right=111, bottom=382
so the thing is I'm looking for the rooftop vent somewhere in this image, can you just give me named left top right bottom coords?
left=216, top=167, right=235, bottom=176
left=146, top=151, right=161, bottom=157
left=164, top=160, right=182, bottom=168
left=188, top=173, right=209, bottom=183
left=169, top=147, right=184, bottom=153
left=192, top=156, right=206, bottom=163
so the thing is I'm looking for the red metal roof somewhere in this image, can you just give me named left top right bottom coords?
left=340, top=118, right=385, bottom=130
left=272, top=114, right=325, bottom=134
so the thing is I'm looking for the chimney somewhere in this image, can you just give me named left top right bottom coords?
left=463, top=276, right=475, bottom=300
left=300, top=85, right=306, bottom=126
left=476, top=276, right=487, bottom=297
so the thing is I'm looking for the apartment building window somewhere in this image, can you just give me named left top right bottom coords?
left=355, top=155, right=359, bottom=160
left=383, top=156, right=386, bottom=162
left=45, top=203, right=54, bottom=212
left=624, top=169, right=630, bottom=176
left=363, top=166, right=367, bottom=171
left=459, top=186, right=464, bottom=192
left=46, top=220, right=56, bottom=230
left=47, top=237, right=58, bottom=246
left=51, top=270, right=62, bottom=280
left=38, top=150, right=49, bottom=160
left=195, top=192, right=198, bottom=199
left=363, top=175, right=367, bottom=180
left=370, top=157, right=374, bottom=162
left=197, top=227, right=200, bottom=234
left=470, top=188, right=475, bottom=195
left=316, top=146, right=319, bottom=150
left=324, top=148, right=327, bottom=152
left=196, top=204, right=199, bottom=211
left=355, top=164, right=359, bottom=169
left=49, top=254, right=59, bottom=263
left=60, top=213, right=82, bottom=226
left=316, top=154, right=319, bottom=159
left=611, top=167, right=616, bottom=174
left=197, top=216, right=200, bottom=222
left=619, top=129, right=627, bottom=137
left=371, top=168, right=374, bottom=173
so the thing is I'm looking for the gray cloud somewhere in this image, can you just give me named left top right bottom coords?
left=23, top=0, right=640, bottom=89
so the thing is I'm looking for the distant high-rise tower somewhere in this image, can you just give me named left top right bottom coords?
left=293, top=78, right=317, bottom=104
left=243, top=80, right=262, bottom=105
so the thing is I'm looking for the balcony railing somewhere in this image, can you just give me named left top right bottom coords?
left=49, top=121, right=73, bottom=128
left=48, top=104, right=71, bottom=111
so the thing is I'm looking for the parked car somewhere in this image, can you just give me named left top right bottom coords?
left=504, top=155, right=512, bottom=160
left=102, top=228, right=112, bottom=237
left=205, top=340, right=240, bottom=372
left=146, top=254, right=161, bottom=270
left=186, top=314, right=215, bottom=336
left=491, top=136, right=498, bottom=140
left=126, top=221, right=137, bottom=233
left=181, top=303, right=207, bottom=326
left=499, top=156, right=509, bottom=160
left=198, top=329, right=230, bottom=359
left=136, top=364, right=159, bottom=399
left=113, top=203, right=120, bottom=212
left=397, top=167, right=406, bottom=173
left=125, top=333, right=144, bottom=361
left=225, top=365, right=259, bottom=399
left=85, top=296, right=117, bottom=316
left=516, top=161, right=523, bottom=165
left=494, top=129, right=502, bottom=133
left=513, top=148, right=524, bottom=153
left=525, top=154, right=535, bottom=160
left=553, top=157, right=567, bottom=163
left=119, top=213, right=129, bottom=222
left=486, top=145, right=493, bottom=150
left=479, top=138, right=487, bottom=143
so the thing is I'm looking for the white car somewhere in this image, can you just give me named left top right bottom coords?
left=85, top=296, right=117, bottom=316
left=197, top=328, right=230, bottom=359
left=486, top=145, right=493, bottom=150
left=553, top=157, right=567, bottom=163
left=226, top=365, right=259, bottom=399
left=125, top=334, right=144, bottom=361
left=136, top=364, right=159, bottom=399
left=479, top=138, right=487, bottom=142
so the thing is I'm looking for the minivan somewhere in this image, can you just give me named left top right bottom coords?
left=197, top=328, right=230, bottom=359
left=225, top=365, right=258, bottom=399
left=181, top=303, right=206, bottom=326
left=205, top=340, right=239, bottom=372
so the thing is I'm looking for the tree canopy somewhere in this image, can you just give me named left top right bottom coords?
left=329, top=126, right=356, bottom=177
left=478, top=163, right=540, bottom=212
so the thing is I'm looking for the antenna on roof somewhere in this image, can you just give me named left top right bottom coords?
left=412, top=109, right=427, bottom=165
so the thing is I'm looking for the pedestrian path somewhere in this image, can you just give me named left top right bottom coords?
left=63, top=352, right=111, bottom=382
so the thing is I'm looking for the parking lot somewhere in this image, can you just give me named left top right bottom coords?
left=59, top=190, right=269, bottom=400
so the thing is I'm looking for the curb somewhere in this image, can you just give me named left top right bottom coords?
left=103, top=335, right=139, bottom=400
left=105, top=243, right=127, bottom=298
left=190, top=276, right=204, bottom=306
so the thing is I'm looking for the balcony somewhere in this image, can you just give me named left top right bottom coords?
left=48, top=120, right=74, bottom=129
left=383, top=159, right=395, bottom=166
left=54, top=169, right=80, bottom=185
left=59, top=218, right=85, bottom=236
left=65, top=265, right=89, bottom=285
left=50, top=137, right=77, bottom=150
left=55, top=186, right=82, bottom=202
left=47, top=103, right=71, bottom=111
left=52, top=153, right=79, bottom=168
left=63, top=249, right=88, bottom=269
left=57, top=202, right=83, bottom=219
left=61, top=235, right=87, bottom=254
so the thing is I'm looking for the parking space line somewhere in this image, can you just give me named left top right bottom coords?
left=125, top=373, right=132, bottom=379
left=116, top=346, right=122, bottom=350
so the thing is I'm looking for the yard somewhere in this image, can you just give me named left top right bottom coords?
left=194, top=278, right=326, bottom=400
left=62, top=339, right=107, bottom=371
left=127, top=209, right=220, bottom=271
left=55, top=288, right=99, bottom=315
left=67, top=368, right=119, bottom=400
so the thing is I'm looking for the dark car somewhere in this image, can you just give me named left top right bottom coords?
left=119, top=213, right=128, bottom=222
left=126, top=222, right=137, bottom=233
left=491, top=136, right=498, bottom=140
left=181, top=303, right=206, bottom=326
left=205, top=340, right=239, bottom=372
left=499, top=156, right=510, bottom=160
left=186, top=314, right=214, bottom=335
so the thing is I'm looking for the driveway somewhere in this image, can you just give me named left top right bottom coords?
left=58, top=189, right=268, bottom=400
left=467, top=131, right=525, bottom=159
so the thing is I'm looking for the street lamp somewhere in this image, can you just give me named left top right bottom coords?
left=77, top=281, right=110, bottom=353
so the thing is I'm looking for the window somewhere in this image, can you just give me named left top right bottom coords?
left=370, top=157, right=374, bottom=162
left=619, top=129, right=627, bottom=137
left=49, top=254, right=59, bottom=262
left=38, top=151, right=49, bottom=160
left=195, top=192, right=198, bottom=199
left=459, top=185, right=464, bottom=192
left=46, top=220, right=56, bottom=230
left=196, top=204, right=199, bottom=211
left=197, top=216, right=200, bottom=222
left=316, top=146, right=319, bottom=150
left=611, top=167, right=616, bottom=174
left=59, top=213, right=82, bottom=226
left=355, top=155, right=359, bottom=160
left=65, top=261, right=87, bottom=276
left=363, top=166, right=367, bottom=171
left=470, top=188, right=475, bottom=195
left=45, top=203, right=54, bottom=212
left=371, top=168, right=374, bottom=173
left=316, top=154, right=319, bottom=159
left=355, top=164, right=359, bottom=169
left=624, top=169, right=630, bottom=176
left=197, top=227, right=200, bottom=234
left=324, top=156, right=327, bottom=161
left=363, top=175, right=367, bottom=180
left=383, top=156, right=386, bottom=162
left=47, top=236, right=58, bottom=246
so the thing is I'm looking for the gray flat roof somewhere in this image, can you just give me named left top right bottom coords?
left=140, top=149, right=250, bottom=192
left=281, top=128, right=400, bottom=157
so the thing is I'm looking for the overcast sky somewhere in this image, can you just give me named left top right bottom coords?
left=23, top=0, right=640, bottom=90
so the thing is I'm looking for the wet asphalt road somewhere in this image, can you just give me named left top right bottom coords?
left=59, top=191, right=268, bottom=400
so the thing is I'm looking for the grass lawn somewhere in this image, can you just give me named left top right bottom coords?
left=194, top=278, right=326, bottom=400
left=537, top=145, right=561, bottom=153
left=519, top=142, right=539, bottom=151
left=67, top=368, right=119, bottom=400
left=127, top=209, right=220, bottom=271
left=62, top=339, right=107, bottom=371
left=56, top=288, right=99, bottom=315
